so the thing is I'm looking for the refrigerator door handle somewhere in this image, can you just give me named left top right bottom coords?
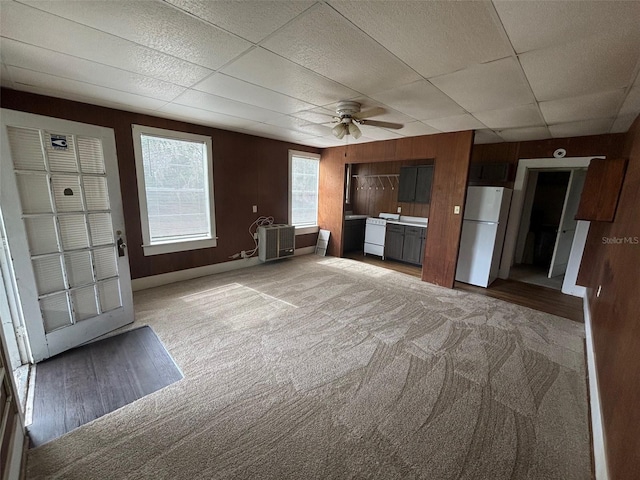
left=463, top=220, right=498, bottom=225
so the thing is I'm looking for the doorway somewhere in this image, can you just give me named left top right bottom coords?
left=511, top=171, right=572, bottom=289
left=499, top=157, right=600, bottom=296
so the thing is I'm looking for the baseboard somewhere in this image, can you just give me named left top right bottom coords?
left=583, top=295, right=609, bottom=480
left=132, top=247, right=316, bottom=291
left=132, top=257, right=262, bottom=291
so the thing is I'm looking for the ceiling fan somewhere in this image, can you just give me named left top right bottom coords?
left=330, top=101, right=403, bottom=139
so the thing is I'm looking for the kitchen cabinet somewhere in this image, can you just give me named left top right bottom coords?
left=403, top=226, right=425, bottom=264
left=343, top=218, right=366, bottom=253
left=468, top=162, right=510, bottom=183
left=398, top=165, right=433, bottom=203
left=385, top=223, right=426, bottom=265
left=575, top=158, right=627, bottom=222
left=385, top=224, right=405, bottom=261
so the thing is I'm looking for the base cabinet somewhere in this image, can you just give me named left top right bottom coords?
left=385, top=224, right=426, bottom=265
left=385, top=224, right=404, bottom=260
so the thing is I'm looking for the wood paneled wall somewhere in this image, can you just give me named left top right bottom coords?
left=350, top=159, right=433, bottom=218
left=576, top=115, right=640, bottom=480
left=319, top=131, right=474, bottom=288
left=1, top=89, right=319, bottom=279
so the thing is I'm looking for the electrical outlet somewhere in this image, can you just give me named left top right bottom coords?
left=397, top=206, right=401, bottom=213
left=454, top=205, right=461, bottom=214
left=253, top=232, right=258, bottom=240
left=252, top=205, right=257, bottom=213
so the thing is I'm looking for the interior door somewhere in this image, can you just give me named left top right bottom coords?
left=548, top=169, right=587, bottom=278
left=0, top=110, right=133, bottom=361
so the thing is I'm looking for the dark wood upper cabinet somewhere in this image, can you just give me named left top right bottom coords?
left=575, top=158, right=627, bottom=222
left=398, top=166, right=418, bottom=202
left=468, top=162, right=510, bottom=183
left=398, top=165, right=433, bottom=203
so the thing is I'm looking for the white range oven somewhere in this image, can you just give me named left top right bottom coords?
left=364, top=213, right=400, bottom=259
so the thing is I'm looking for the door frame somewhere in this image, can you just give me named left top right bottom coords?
left=499, top=156, right=603, bottom=282
left=0, top=110, right=133, bottom=361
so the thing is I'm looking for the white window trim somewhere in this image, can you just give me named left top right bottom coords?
left=288, top=150, right=320, bottom=236
left=132, top=124, right=217, bottom=256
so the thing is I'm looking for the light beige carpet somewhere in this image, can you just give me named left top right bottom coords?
left=26, top=256, right=590, bottom=479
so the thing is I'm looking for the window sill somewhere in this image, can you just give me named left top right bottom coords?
left=142, top=238, right=217, bottom=256
left=294, top=226, right=319, bottom=236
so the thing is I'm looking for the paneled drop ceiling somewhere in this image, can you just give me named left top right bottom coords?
left=1, top=0, right=639, bottom=147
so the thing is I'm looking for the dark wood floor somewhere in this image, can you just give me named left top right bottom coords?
left=29, top=326, right=183, bottom=447
left=345, top=252, right=584, bottom=323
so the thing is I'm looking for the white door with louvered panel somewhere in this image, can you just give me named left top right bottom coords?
left=0, top=110, right=133, bottom=361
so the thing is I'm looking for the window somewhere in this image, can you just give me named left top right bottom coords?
left=132, top=125, right=216, bottom=256
left=289, top=150, right=320, bottom=235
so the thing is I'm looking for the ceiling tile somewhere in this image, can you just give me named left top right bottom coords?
left=549, top=118, right=614, bottom=138
left=22, top=0, right=251, bottom=70
left=424, top=114, right=486, bottom=133
left=620, top=87, right=640, bottom=117
left=249, top=123, right=318, bottom=141
left=303, top=136, right=346, bottom=148
left=164, top=0, right=315, bottom=44
left=0, top=1, right=212, bottom=87
left=392, top=122, right=440, bottom=137
left=265, top=115, right=333, bottom=137
left=474, top=129, right=503, bottom=144
left=1, top=64, right=13, bottom=88
left=540, top=89, right=626, bottom=125
left=193, top=73, right=316, bottom=114
left=494, top=1, right=640, bottom=54
left=290, top=107, right=336, bottom=124
left=520, top=35, right=640, bottom=102
left=8, top=66, right=168, bottom=111
left=158, top=103, right=258, bottom=129
left=498, top=126, right=551, bottom=142
left=261, top=4, right=421, bottom=95
left=173, top=89, right=277, bottom=122
left=356, top=125, right=403, bottom=141
left=330, top=0, right=511, bottom=78
left=611, top=114, right=638, bottom=134
left=430, top=57, right=535, bottom=113
left=222, top=48, right=359, bottom=106
left=370, top=80, right=465, bottom=121
left=1, top=39, right=185, bottom=101
left=473, top=104, right=544, bottom=130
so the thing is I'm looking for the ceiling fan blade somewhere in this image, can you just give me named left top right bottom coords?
left=353, top=106, right=385, bottom=120
left=360, top=119, right=404, bottom=130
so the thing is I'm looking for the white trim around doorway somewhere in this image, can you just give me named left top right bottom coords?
left=499, top=156, right=603, bottom=281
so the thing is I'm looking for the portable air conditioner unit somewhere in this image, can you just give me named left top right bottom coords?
left=258, top=224, right=295, bottom=262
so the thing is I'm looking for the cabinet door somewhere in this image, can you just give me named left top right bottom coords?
left=385, top=225, right=404, bottom=260
left=398, top=166, right=417, bottom=202
left=415, top=166, right=433, bottom=203
left=402, top=227, right=423, bottom=264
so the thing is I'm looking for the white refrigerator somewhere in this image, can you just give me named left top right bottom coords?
left=455, top=186, right=512, bottom=287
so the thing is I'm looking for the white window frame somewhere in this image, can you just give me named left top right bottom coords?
left=132, top=125, right=216, bottom=256
left=288, top=150, right=320, bottom=235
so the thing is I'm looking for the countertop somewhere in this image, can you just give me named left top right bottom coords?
left=344, top=215, right=370, bottom=220
left=387, top=215, right=428, bottom=228
left=386, top=220, right=428, bottom=228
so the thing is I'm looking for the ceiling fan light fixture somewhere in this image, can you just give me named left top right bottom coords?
left=332, top=123, right=347, bottom=139
left=348, top=122, right=362, bottom=139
